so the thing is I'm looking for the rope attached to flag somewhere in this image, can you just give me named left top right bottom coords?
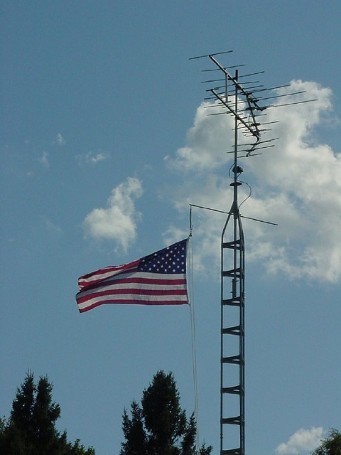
left=187, top=234, right=200, bottom=451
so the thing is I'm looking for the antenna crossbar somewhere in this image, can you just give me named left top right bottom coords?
left=189, top=204, right=277, bottom=226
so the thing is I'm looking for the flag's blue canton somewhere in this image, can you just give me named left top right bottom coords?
left=138, top=240, right=187, bottom=274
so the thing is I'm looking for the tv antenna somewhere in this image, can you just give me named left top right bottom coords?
left=190, top=50, right=314, bottom=455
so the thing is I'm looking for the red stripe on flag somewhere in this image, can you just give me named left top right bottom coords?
left=79, top=298, right=187, bottom=313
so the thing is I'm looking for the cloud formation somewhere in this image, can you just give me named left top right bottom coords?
left=275, top=427, right=324, bottom=455
left=76, top=151, right=110, bottom=165
left=42, top=217, right=63, bottom=236
left=39, top=151, right=49, bottom=168
left=83, top=177, right=143, bottom=251
left=166, top=80, right=341, bottom=283
left=86, top=152, right=108, bottom=164
left=55, top=133, right=65, bottom=146
left=165, top=100, right=235, bottom=172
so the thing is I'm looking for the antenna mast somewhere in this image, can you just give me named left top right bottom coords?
left=190, top=50, right=313, bottom=455
left=189, top=49, right=313, bottom=455
left=195, top=52, right=263, bottom=455
left=190, top=51, right=263, bottom=454
left=213, top=58, right=261, bottom=455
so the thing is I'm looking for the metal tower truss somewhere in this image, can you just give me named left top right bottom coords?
left=220, top=203, right=245, bottom=455
left=203, top=53, right=265, bottom=455
left=190, top=50, right=315, bottom=455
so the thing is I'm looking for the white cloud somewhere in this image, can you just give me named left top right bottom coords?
left=85, top=152, right=109, bottom=164
left=55, top=133, right=65, bottom=146
left=165, top=100, right=234, bottom=173
left=76, top=151, right=110, bottom=165
left=166, top=80, right=341, bottom=283
left=39, top=151, right=49, bottom=167
left=42, top=218, right=63, bottom=236
left=276, top=427, right=324, bottom=455
left=83, top=177, right=143, bottom=252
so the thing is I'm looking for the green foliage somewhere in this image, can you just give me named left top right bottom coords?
left=120, top=370, right=212, bottom=455
left=0, top=372, right=94, bottom=455
left=313, top=429, right=341, bottom=455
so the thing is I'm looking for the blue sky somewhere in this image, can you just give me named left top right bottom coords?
left=1, top=1, right=340, bottom=454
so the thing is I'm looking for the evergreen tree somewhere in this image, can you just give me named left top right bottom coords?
left=0, top=372, right=94, bottom=455
left=120, top=371, right=212, bottom=455
left=313, top=429, right=341, bottom=455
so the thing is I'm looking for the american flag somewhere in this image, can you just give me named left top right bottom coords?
left=76, top=239, right=189, bottom=313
